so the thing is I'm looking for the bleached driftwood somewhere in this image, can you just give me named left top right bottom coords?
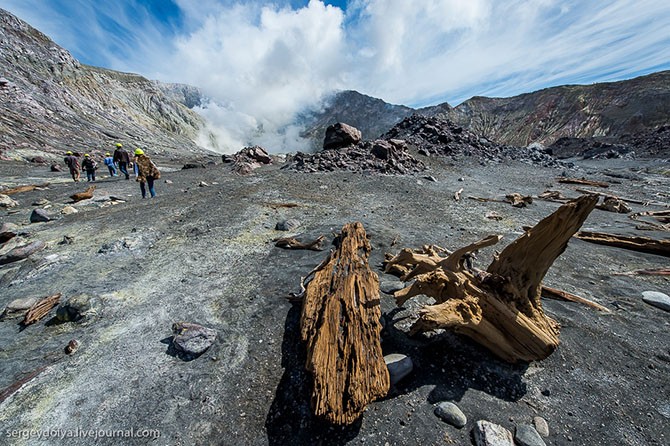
left=22, top=293, right=61, bottom=326
left=300, top=222, right=389, bottom=425
left=385, top=195, right=599, bottom=363
left=575, top=231, right=670, bottom=257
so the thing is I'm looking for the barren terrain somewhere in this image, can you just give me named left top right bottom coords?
left=0, top=153, right=668, bottom=446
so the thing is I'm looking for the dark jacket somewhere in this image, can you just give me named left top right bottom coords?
left=113, top=148, right=130, bottom=164
left=64, top=155, right=79, bottom=171
left=81, top=157, right=97, bottom=172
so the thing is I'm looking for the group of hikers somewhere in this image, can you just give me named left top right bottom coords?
left=63, top=143, right=161, bottom=198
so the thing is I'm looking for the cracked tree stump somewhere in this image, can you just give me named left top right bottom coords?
left=300, top=222, right=389, bottom=425
left=385, top=195, right=599, bottom=363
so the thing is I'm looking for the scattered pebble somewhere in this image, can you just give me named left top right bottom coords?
left=64, top=339, right=80, bottom=355
left=434, top=401, right=467, bottom=428
left=32, top=198, right=49, bottom=206
left=532, top=416, right=549, bottom=437
left=641, top=291, right=670, bottom=312
left=473, top=420, right=514, bottom=446
left=61, top=206, right=78, bottom=215
left=199, top=181, right=209, bottom=187
left=515, top=424, right=546, bottom=446
left=384, top=353, right=413, bottom=386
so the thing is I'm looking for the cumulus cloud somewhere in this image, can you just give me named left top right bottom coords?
left=2, top=0, right=670, bottom=153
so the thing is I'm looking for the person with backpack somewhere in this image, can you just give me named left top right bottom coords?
left=63, top=151, right=80, bottom=182
left=103, top=152, right=117, bottom=177
left=133, top=148, right=160, bottom=198
left=112, top=143, right=131, bottom=180
left=81, top=154, right=98, bottom=182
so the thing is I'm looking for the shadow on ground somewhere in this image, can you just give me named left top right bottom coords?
left=265, top=301, right=528, bottom=445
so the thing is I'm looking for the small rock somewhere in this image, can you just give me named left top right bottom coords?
left=59, top=235, right=75, bottom=245
left=165, top=179, right=173, bottom=184
left=434, top=401, right=467, bottom=428
left=64, top=339, right=80, bottom=355
left=0, top=194, right=19, bottom=208
left=275, top=219, right=301, bottom=231
left=199, top=181, right=209, bottom=187
left=642, top=291, right=670, bottom=312
left=515, top=424, right=546, bottom=446
left=30, top=208, right=52, bottom=223
left=171, top=322, right=217, bottom=359
left=473, top=420, right=514, bottom=446
left=51, top=164, right=63, bottom=172
left=533, top=416, right=549, bottom=437
left=32, top=198, right=49, bottom=206
left=61, top=206, right=78, bottom=215
left=424, top=175, right=438, bottom=182
left=384, top=353, right=413, bottom=385
left=56, top=294, right=97, bottom=322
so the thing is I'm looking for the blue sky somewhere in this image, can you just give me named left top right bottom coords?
left=1, top=0, right=669, bottom=151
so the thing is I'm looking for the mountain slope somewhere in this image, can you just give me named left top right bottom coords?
left=0, top=8, right=215, bottom=162
left=441, top=71, right=670, bottom=146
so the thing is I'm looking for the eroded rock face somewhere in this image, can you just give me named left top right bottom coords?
left=323, top=122, right=362, bottom=150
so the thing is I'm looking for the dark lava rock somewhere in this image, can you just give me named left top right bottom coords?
left=323, top=122, right=362, bottom=150
left=182, top=163, right=206, bottom=169
left=170, top=322, right=217, bottom=360
left=284, top=138, right=426, bottom=175
left=30, top=208, right=52, bottom=223
left=384, top=114, right=564, bottom=167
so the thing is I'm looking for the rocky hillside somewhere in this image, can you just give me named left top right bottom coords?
left=0, top=9, right=216, bottom=163
left=440, top=71, right=670, bottom=147
left=299, top=90, right=415, bottom=150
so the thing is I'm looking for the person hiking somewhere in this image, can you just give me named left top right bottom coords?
left=63, top=151, right=80, bottom=182
left=81, top=154, right=98, bottom=182
left=134, top=148, right=160, bottom=198
left=104, top=152, right=117, bottom=177
left=112, top=143, right=131, bottom=180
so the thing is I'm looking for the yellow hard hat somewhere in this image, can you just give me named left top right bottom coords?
left=134, top=148, right=144, bottom=155
left=116, top=143, right=122, bottom=147
left=105, top=152, right=110, bottom=156
left=84, top=154, right=89, bottom=157
left=66, top=151, right=73, bottom=155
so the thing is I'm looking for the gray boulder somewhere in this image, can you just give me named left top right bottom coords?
left=56, top=294, right=98, bottom=322
left=642, top=291, right=670, bottom=312
left=275, top=219, right=301, bottom=231
left=0, top=194, right=18, bottom=208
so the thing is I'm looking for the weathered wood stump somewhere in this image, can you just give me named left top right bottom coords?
left=385, top=195, right=599, bottom=363
left=300, top=222, right=389, bottom=425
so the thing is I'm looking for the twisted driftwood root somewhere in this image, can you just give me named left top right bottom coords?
left=385, top=195, right=599, bottom=363
left=300, top=222, right=389, bottom=425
